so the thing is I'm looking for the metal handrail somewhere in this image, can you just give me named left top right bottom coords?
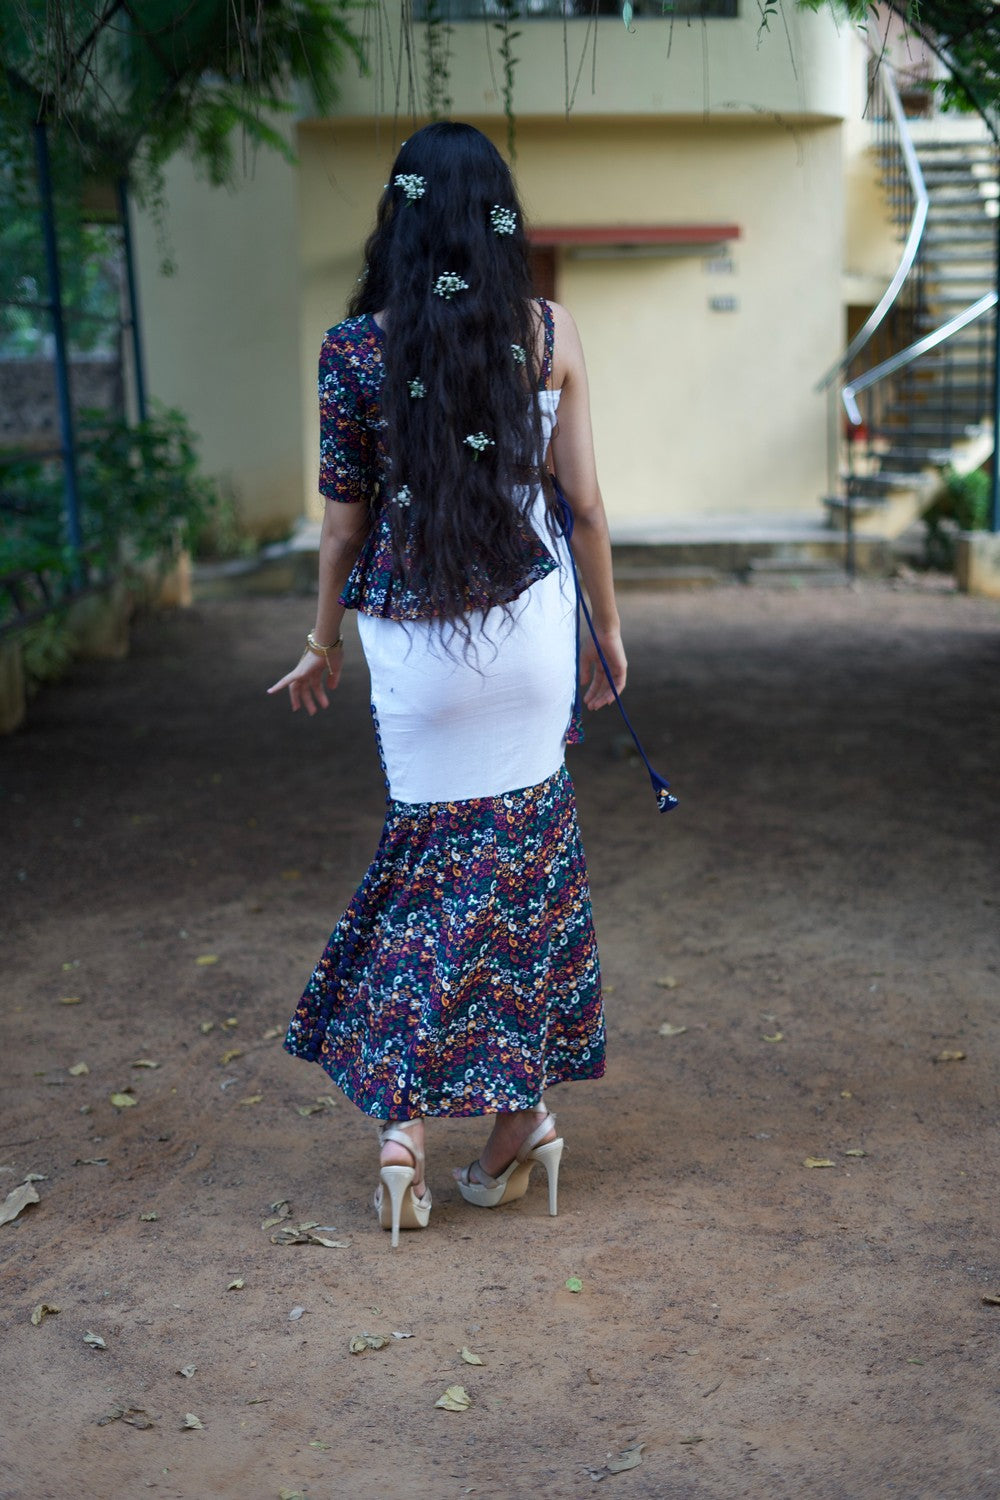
left=841, top=292, right=997, bottom=424
left=815, top=57, right=929, bottom=392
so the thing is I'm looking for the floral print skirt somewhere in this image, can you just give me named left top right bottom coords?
left=284, top=765, right=605, bottom=1118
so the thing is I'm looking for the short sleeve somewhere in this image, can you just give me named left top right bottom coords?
left=318, top=333, right=374, bottom=504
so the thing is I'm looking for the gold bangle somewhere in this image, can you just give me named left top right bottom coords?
left=305, top=631, right=343, bottom=669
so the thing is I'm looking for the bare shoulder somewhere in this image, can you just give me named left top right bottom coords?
left=545, top=300, right=586, bottom=387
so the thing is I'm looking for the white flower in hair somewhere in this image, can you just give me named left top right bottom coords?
left=408, top=377, right=426, bottom=398
left=433, top=272, right=470, bottom=300
left=490, top=205, right=517, bottom=235
left=394, top=174, right=426, bottom=201
left=464, top=432, right=495, bottom=458
left=510, top=344, right=526, bottom=365
left=395, top=485, right=413, bottom=507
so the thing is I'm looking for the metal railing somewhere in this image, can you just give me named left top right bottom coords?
left=841, top=292, right=997, bottom=425
left=816, top=60, right=929, bottom=396
left=816, top=54, right=930, bottom=501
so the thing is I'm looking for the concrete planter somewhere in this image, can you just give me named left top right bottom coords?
left=157, top=548, right=193, bottom=609
left=0, top=637, right=26, bottom=735
left=955, top=531, right=1000, bottom=601
left=66, top=580, right=133, bottom=660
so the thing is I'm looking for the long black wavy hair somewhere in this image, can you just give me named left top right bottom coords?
left=348, top=122, right=555, bottom=624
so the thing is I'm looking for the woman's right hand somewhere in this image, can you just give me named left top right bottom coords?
left=580, top=626, right=626, bottom=711
left=267, top=649, right=342, bottom=715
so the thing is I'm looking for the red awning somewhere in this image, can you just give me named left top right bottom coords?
left=530, top=224, right=740, bottom=247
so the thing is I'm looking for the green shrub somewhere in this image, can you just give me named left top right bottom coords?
left=923, top=467, right=991, bottom=570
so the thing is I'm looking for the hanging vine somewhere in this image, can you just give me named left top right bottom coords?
left=494, top=0, right=521, bottom=161
left=423, top=0, right=454, bottom=120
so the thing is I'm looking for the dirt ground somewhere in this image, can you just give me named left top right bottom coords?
left=2, top=579, right=1000, bottom=1500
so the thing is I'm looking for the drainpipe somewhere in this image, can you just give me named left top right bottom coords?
left=116, top=176, right=148, bottom=424
left=33, top=119, right=83, bottom=580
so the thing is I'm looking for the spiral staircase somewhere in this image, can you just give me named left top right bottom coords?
left=819, top=62, right=998, bottom=555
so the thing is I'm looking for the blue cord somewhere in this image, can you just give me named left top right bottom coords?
left=554, top=479, right=678, bottom=815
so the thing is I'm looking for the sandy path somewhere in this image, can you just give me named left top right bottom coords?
left=2, top=581, right=999, bottom=1499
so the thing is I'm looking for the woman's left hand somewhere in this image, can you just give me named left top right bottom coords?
left=267, top=649, right=342, bottom=715
left=580, top=627, right=626, bottom=711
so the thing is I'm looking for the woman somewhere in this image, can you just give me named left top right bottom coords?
left=268, top=122, right=626, bottom=1246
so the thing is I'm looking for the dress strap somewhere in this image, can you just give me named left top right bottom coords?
left=536, top=297, right=555, bottom=390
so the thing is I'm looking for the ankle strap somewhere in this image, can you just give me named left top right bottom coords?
left=378, top=1120, right=424, bottom=1167
left=517, top=1110, right=555, bottom=1162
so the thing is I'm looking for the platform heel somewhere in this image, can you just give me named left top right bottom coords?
left=374, top=1121, right=432, bottom=1247
left=455, top=1108, right=564, bottom=1215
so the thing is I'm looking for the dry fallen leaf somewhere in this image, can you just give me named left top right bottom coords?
left=220, top=1049, right=243, bottom=1066
left=139, top=1211, right=158, bottom=1221
left=30, top=1303, right=60, bottom=1325
left=239, top=1095, right=264, bottom=1107
left=565, top=1277, right=583, bottom=1293
left=460, top=1347, right=485, bottom=1366
left=182, top=1413, right=204, bottom=1430
left=308, top=1440, right=331, bottom=1450
left=349, top=1333, right=389, bottom=1353
left=227, top=1278, right=245, bottom=1291
left=279, top=1490, right=306, bottom=1500
left=678, top=1434, right=705, bottom=1445
left=194, top=954, right=219, bottom=967
left=607, top=1443, right=645, bottom=1474
left=658, top=1022, right=687, bottom=1038
left=288, top=1306, right=307, bottom=1321
left=656, top=975, right=679, bottom=989
left=59, top=996, right=82, bottom=1005
left=0, top=1181, right=40, bottom=1227
left=83, top=1331, right=107, bottom=1349
left=981, top=1294, right=1000, bottom=1307
left=762, top=1032, right=785, bottom=1043
left=435, top=1385, right=471, bottom=1411
left=199, top=1021, right=215, bottom=1034
left=586, top=1368, right=600, bottom=1386
left=68, top=1062, right=89, bottom=1076
left=391, top=1331, right=414, bottom=1340
left=109, top=1092, right=137, bottom=1109
left=131, top=1059, right=160, bottom=1069
left=935, top=1050, right=966, bottom=1063
left=261, top=1200, right=292, bottom=1230
left=844, top=1149, right=867, bottom=1158
left=262, top=1026, right=283, bottom=1041
left=840, top=1090, right=853, bottom=1099
left=97, top=1404, right=154, bottom=1429
left=178, top=1364, right=197, bottom=1378
left=803, top=1157, right=836, bottom=1169
left=74, top=1157, right=108, bottom=1166
left=271, top=1223, right=349, bottom=1248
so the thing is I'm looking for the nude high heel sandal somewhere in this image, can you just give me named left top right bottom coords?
left=374, top=1121, right=432, bottom=1248
left=455, top=1109, right=564, bottom=1216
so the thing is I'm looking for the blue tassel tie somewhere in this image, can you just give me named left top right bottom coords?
left=554, top=479, right=678, bottom=816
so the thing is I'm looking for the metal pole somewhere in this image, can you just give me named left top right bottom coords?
left=33, top=119, right=84, bottom=573
left=991, top=170, right=1000, bottom=531
left=116, top=176, right=148, bottom=424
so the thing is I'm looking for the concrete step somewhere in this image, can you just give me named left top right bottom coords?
left=744, top=556, right=851, bottom=588
left=613, top=563, right=723, bottom=592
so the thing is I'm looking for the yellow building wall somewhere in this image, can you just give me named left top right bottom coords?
left=299, top=114, right=844, bottom=528
left=132, top=130, right=304, bottom=539
left=333, top=8, right=850, bottom=121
